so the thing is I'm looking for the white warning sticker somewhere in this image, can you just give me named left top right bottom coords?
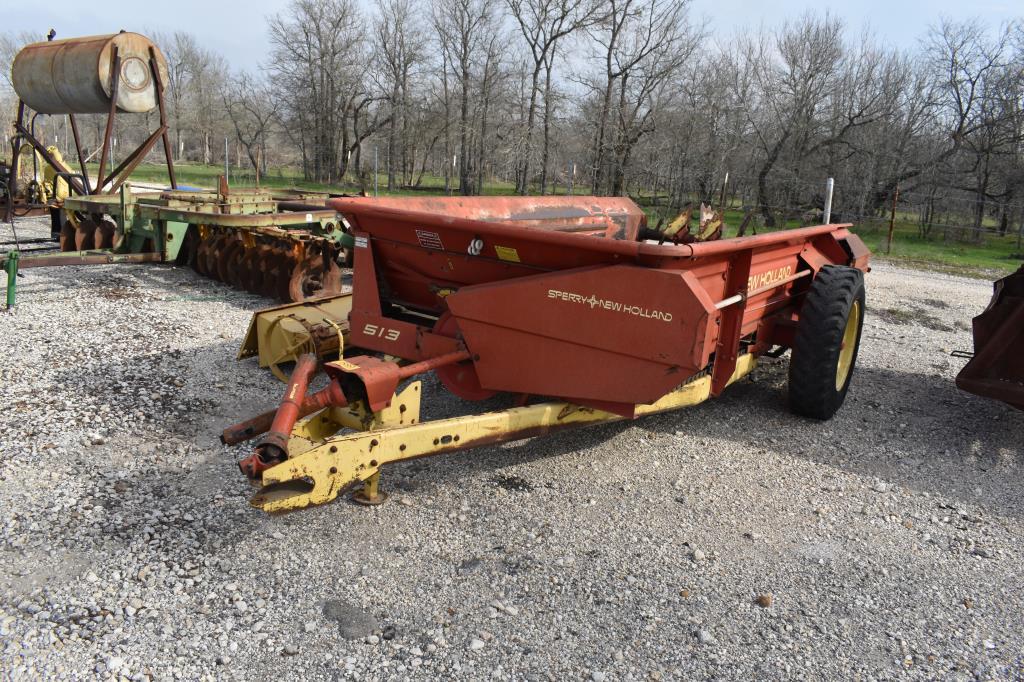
left=416, top=229, right=444, bottom=250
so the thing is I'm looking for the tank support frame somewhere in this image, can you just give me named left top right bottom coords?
left=3, top=35, right=177, bottom=223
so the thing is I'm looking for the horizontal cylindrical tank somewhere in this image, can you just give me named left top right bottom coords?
left=11, top=32, right=169, bottom=115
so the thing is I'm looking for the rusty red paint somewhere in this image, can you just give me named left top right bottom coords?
left=322, top=350, right=472, bottom=413
left=340, top=195, right=645, bottom=240
left=240, top=353, right=320, bottom=478
left=328, top=196, right=867, bottom=415
left=956, top=266, right=1024, bottom=410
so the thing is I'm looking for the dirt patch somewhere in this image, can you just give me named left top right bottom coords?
left=98, top=286, right=141, bottom=300
left=489, top=473, right=534, bottom=492
left=876, top=305, right=954, bottom=332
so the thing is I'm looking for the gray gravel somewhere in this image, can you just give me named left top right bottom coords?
left=1, top=217, right=1022, bottom=680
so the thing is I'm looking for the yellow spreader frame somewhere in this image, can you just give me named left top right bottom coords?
left=250, top=353, right=757, bottom=512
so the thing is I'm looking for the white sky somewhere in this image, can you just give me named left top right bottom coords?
left=5, top=0, right=1021, bottom=72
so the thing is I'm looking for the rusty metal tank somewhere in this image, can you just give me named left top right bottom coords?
left=11, top=32, right=169, bottom=115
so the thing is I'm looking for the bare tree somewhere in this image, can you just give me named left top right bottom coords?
left=1, top=9, right=1020, bottom=246
left=586, top=0, right=698, bottom=196
left=267, top=0, right=372, bottom=183
left=374, top=0, right=426, bottom=190
left=432, top=0, right=498, bottom=195
left=182, top=44, right=228, bottom=165
left=222, top=72, right=278, bottom=180
left=507, top=0, right=595, bottom=194
left=745, top=14, right=845, bottom=225
left=150, top=31, right=197, bottom=161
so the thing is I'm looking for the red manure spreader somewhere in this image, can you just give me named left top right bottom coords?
left=224, top=197, right=870, bottom=512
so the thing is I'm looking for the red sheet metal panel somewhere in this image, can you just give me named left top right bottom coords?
left=329, top=197, right=868, bottom=408
left=335, top=200, right=660, bottom=317
left=339, top=195, right=645, bottom=240
left=445, top=265, right=717, bottom=410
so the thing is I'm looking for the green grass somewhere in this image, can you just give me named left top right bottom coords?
left=858, top=227, right=1022, bottom=278
left=101, top=161, right=525, bottom=196
left=113, top=162, right=1024, bottom=277
left=104, top=161, right=595, bottom=197
left=93, top=162, right=343, bottom=193
left=641, top=198, right=1023, bottom=277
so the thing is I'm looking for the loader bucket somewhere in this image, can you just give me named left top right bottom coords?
left=956, top=266, right=1024, bottom=410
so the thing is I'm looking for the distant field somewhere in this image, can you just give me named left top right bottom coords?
left=114, top=162, right=1024, bottom=277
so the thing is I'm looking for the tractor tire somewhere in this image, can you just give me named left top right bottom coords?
left=788, top=265, right=865, bottom=420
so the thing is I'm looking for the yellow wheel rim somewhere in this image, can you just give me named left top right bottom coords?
left=836, top=300, right=861, bottom=390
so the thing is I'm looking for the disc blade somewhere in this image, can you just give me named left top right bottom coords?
left=225, top=242, right=247, bottom=287
left=204, top=235, right=228, bottom=280
left=93, top=220, right=115, bottom=249
left=216, top=238, right=241, bottom=282
left=59, top=222, right=78, bottom=252
left=194, top=235, right=211, bottom=276
left=74, top=223, right=95, bottom=251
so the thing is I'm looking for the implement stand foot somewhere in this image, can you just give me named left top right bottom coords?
left=352, top=473, right=388, bottom=506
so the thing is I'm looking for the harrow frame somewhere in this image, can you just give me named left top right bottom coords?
left=2, top=182, right=352, bottom=306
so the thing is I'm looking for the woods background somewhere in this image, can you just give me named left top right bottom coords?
left=1, top=0, right=1023, bottom=245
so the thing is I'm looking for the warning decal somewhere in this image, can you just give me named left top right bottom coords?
left=416, top=229, right=445, bottom=250
left=494, top=245, right=520, bottom=262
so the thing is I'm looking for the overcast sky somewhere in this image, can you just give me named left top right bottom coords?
left=5, top=0, right=1020, bottom=73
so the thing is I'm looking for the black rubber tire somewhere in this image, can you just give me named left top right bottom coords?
left=788, top=265, right=866, bottom=420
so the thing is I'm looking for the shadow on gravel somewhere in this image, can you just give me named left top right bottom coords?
left=46, top=334, right=283, bottom=439
left=643, top=363, right=1024, bottom=522
left=15, top=262, right=274, bottom=312
left=41, top=295, right=1024, bottom=535
left=388, top=417, right=634, bottom=488
left=39, top=339, right=282, bottom=555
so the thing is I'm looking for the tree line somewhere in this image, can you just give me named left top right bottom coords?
left=2, top=2, right=1023, bottom=241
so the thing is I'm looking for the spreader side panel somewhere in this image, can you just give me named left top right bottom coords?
left=445, top=265, right=717, bottom=406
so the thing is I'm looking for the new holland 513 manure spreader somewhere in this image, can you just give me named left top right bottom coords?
left=223, top=197, right=870, bottom=512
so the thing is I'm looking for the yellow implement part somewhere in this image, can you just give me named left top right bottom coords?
left=238, top=293, right=353, bottom=380
left=286, top=381, right=423, bottom=458
left=696, top=212, right=723, bottom=240
left=661, top=206, right=692, bottom=238
left=250, top=354, right=757, bottom=513
left=836, top=299, right=861, bottom=390
left=43, top=146, right=70, bottom=203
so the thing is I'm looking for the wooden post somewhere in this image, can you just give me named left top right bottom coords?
left=885, top=184, right=899, bottom=255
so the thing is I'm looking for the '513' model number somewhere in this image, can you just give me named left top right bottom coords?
left=363, top=323, right=401, bottom=341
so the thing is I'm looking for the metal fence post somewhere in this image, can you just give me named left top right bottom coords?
left=374, top=146, right=379, bottom=197
left=5, top=250, right=18, bottom=310
left=823, top=177, right=834, bottom=224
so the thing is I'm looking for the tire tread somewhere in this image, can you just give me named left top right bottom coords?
left=788, top=265, right=865, bottom=420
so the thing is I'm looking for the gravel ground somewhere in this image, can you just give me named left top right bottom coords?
left=1, top=217, right=1022, bottom=681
